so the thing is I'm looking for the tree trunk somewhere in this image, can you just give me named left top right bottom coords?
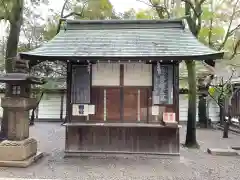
left=30, top=92, right=44, bottom=126
left=1, top=1, right=24, bottom=138
left=198, top=95, right=207, bottom=128
left=223, top=118, right=230, bottom=138
left=223, top=102, right=232, bottom=138
left=218, top=98, right=225, bottom=125
left=185, top=60, right=199, bottom=148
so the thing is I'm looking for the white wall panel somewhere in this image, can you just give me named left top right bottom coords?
left=92, top=63, right=120, bottom=86
left=38, top=94, right=61, bottom=119
left=124, top=63, right=152, bottom=86
left=179, top=94, right=219, bottom=122
left=0, top=93, right=4, bottom=117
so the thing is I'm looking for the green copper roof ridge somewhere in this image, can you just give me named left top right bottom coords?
left=62, top=18, right=186, bottom=26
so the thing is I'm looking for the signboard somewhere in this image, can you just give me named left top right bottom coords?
left=153, top=64, right=173, bottom=104
left=163, top=112, right=176, bottom=123
left=71, top=65, right=90, bottom=104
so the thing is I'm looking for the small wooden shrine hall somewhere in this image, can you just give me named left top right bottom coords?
left=20, top=19, right=223, bottom=156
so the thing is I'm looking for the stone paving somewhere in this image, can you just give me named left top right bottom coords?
left=0, top=123, right=240, bottom=180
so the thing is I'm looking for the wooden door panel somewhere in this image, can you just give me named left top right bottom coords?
left=123, top=88, right=138, bottom=121
left=140, top=88, right=150, bottom=122
left=90, top=87, right=104, bottom=121
left=106, top=88, right=121, bottom=121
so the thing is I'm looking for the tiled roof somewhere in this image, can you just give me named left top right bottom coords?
left=20, top=19, right=223, bottom=62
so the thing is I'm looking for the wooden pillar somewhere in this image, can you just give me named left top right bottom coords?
left=120, top=64, right=124, bottom=122
left=60, top=91, right=64, bottom=120
left=66, top=63, right=72, bottom=123
left=174, top=63, right=180, bottom=122
left=35, top=105, right=39, bottom=121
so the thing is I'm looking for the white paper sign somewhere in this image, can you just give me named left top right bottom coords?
left=151, top=106, right=159, bottom=116
left=72, top=104, right=89, bottom=116
left=88, top=105, right=95, bottom=115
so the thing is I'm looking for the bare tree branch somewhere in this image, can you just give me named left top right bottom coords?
left=208, top=90, right=220, bottom=106
left=201, top=61, right=216, bottom=74
left=223, top=69, right=235, bottom=87
left=181, top=0, right=200, bottom=17
left=230, top=39, right=240, bottom=60
left=60, top=0, right=68, bottom=18
left=136, top=0, right=170, bottom=18
left=218, top=0, right=240, bottom=51
left=136, top=0, right=151, bottom=6
left=208, top=0, right=214, bottom=46
left=199, top=0, right=207, bottom=5
left=56, top=0, right=87, bottom=33
left=229, top=24, right=240, bottom=37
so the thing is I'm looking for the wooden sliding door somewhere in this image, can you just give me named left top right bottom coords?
left=106, top=88, right=121, bottom=121
left=90, top=63, right=152, bottom=122
left=123, top=87, right=150, bottom=122
left=123, top=87, right=138, bottom=121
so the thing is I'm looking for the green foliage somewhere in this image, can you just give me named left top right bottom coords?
left=208, top=82, right=233, bottom=104
left=73, top=0, right=114, bottom=20
left=42, top=16, right=59, bottom=41
left=135, top=9, right=157, bottom=19
left=0, top=0, right=15, bottom=21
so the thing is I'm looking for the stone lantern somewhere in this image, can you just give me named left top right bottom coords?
left=0, top=58, right=46, bottom=167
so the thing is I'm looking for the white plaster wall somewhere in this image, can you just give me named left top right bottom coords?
left=179, top=94, right=219, bottom=122
left=63, top=93, right=67, bottom=118
left=38, top=93, right=62, bottom=119
left=92, top=63, right=120, bottom=86
left=0, top=93, right=4, bottom=117
left=124, top=63, right=152, bottom=86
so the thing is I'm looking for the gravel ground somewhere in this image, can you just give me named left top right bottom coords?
left=0, top=122, right=240, bottom=180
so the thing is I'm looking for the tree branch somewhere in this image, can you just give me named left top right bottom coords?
left=230, top=39, right=240, bottom=60
left=208, top=0, right=214, bottom=46
left=222, top=69, right=235, bottom=87
left=60, top=0, right=68, bottom=18
left=56, top=1, right=87, bottom=33
left=201, top=61, right=216, bottom=74
left=218, top=0, right=240, bottom=51
left=199, top=0, right=207, bottom=5
left=57, top=0, right=69, bottom=34
left=136, top=0, right=151, bottom=6
left=229, top=24, right=240, bottom=37
left=136, top=0, right=170, bottom=18
left=208, top=89, right=221, bottom=106
left=181, top=0, right=200, bottom=17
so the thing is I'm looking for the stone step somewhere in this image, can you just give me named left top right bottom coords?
left=207, top=148, right=239, bottom=156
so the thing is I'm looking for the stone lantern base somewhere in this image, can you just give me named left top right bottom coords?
left=0, top=97, right=43, bottom=167
left=0, top=138, right=43, bottom=167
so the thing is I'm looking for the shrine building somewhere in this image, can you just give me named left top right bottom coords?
left=19, top=19, right=224, bottom=156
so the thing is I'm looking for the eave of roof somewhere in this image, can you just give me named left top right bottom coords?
left=0, top=73, right=46, bottom=85
left=19, top=18, right=224, bottom=65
